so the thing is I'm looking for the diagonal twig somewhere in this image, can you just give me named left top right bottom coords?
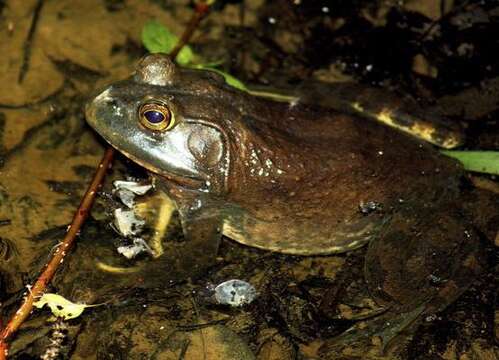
left=0, top=147, right=114, bottom=358
left=170, top=1, right=211, bottom=59
left=0, top=2, right=212, bottom=358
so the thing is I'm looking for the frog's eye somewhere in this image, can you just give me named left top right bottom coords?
left=138, top=102, right=175, bottom=131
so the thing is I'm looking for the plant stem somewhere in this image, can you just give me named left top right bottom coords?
left=170, top=1, right=211, bottom=60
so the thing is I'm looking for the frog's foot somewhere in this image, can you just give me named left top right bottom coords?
left=364, top=202, right=484, bottom=317
left=319, top=304, right=426, bottom=356
left=94, top=192, right=223, bottom=283
left=325, top=202, right=485, bottom=356
left=93, top=240, right=222, bottom=288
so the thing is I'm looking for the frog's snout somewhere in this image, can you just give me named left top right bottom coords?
left=85, top=97, right=98, bottom=129
left=86, top=87, right=118, bottom=129
left=85, top=100, right=99, bottom=130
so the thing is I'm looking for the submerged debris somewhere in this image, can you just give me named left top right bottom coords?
left=113, top=208, right=145, bottom=237
left=359, top=200, right=383, bottom=215
left=40, top=319, right=68, bottom=360
left=213, top=279, right=257, bottom=307
left=113, top=180, right=153, bottom=208
left=110, top=180, right=156, bottom=260
left=116, top=237, right=153, bottom=259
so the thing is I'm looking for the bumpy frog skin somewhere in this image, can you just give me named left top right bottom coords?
left=87, top=54, right=486, bottom=346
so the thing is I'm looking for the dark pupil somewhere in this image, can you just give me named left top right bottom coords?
left=144, top=110, right=165, bottom=124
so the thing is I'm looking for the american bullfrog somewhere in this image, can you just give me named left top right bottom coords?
left=85, top=54, right=484, bottom=348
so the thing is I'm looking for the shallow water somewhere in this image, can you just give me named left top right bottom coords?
left=0, top=1, right=497, bottom=359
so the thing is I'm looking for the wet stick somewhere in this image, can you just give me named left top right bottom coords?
left=0, top=2, right=212, bottom=358
left=0, top=147, right=114, bottom=359
left=170, top=1, right=211, bottom=59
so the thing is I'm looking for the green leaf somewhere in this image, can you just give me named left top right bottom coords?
left=141, top=21, right=245, bottom=90
left=34, top=293, right=100, bottom=320
left=195, top=65, right=247, bottom=91
left=141, top=20, right=194, bottom=65
left=441, top=151, right=499, bottom=175
left=247, top=89, right=299, bottom=103
left=218, top=71, right=247, bottom=91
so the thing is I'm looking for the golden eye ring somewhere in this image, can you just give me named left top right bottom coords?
left=138, top=102, right=175, bottom=131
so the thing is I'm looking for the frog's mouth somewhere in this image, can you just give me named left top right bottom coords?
left=115, top=146, right=205, bottom=190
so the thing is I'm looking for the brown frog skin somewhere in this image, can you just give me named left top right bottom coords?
left=86, top=54, right=484, bottom=347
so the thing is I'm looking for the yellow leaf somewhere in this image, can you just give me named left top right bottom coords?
left=34, top=293, right=99, bottom=320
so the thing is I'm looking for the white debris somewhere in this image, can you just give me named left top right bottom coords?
left=113, top=208, right=145, bottom=237
left=214, top=279, right=257, bottom=307
left=114, top=189, right=135, bottom=208
left=117, top=238, right=153, bottom=259
left=113, top=180, right=153, bottom=195
left=113, top=180, right=153, bottom=208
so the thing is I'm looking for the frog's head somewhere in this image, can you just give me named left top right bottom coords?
left=86, top=54, right=242, bottom=186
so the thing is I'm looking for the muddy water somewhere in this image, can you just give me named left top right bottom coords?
left=0, top=1, right=497, bottom=359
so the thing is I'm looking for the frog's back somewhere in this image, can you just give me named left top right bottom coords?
left=222, top=98, right=463, bottom=254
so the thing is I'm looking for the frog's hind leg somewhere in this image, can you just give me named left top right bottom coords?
left=367, top=203, right=484, bottom=348
left=320, top=202, right=484, bottom=356
left=365, top=203, right=484, bottom=319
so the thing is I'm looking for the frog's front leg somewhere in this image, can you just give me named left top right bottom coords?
left=171, top=192, right=224, bottom=275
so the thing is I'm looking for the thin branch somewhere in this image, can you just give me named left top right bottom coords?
left=170, top=2, right=211, bottom=60
left=18, top=0, right=45, bottom=83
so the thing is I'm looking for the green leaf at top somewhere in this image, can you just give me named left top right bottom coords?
left=140, top=21, right=247, bottom=91
left=141, top=20, right=194, bottom=66
left=203, top=67, right=248, bottom=91
left=441, top=150, right=499, bottom=175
